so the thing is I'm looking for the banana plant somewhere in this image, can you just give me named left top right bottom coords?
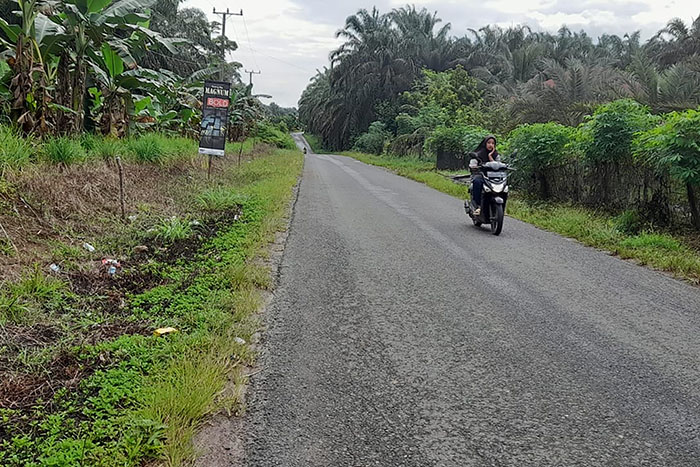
left=227, top=84, right=266, bottom=141
left=51, top=0, right=185, bottom=133
left=89, top=42, right=130, bottom=136
left=0, top=0, right=66, bottom=133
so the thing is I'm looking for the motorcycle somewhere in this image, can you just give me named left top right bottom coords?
left=464, top=158, right=512, bottom=236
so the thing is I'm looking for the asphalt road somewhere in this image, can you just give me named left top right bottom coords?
left=243, top=145, right=700, bottom=466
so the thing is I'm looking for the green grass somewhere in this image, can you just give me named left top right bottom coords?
left=1, top=147, right=304, bottom=465
left=90, top=137, right=121, bottom=160
left=197, top=187, right=248, bottom=212
left=125, top=133, right=196, bottom=164
left=43, top=137, right=87, bottom=165
left=0, top=126, right=34, bottom=171
left=342, top=151, right=700, bottom=283
left=146, top=216, right=194, bottom=245
left=0, top=125, right=207, bottom=176
left=0, top=266, right=68, bottom=324
left=302, top=133, right=325, bottom=153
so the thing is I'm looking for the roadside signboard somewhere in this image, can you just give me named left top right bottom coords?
left=199, top=80, right=231, bottom=157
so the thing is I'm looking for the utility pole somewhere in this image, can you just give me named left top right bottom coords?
left=213, top=7, right=243, bottom=81
left=245, top=69, right=261, bottom=86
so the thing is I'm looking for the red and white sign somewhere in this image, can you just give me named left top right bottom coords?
left=206, top=97, right=230, bottom=108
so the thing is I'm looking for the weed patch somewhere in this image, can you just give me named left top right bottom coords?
left=0, top=145, right=303, bottom=466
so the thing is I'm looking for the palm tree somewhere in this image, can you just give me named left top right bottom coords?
left=512, top=58, right=628, bottom=125
left=647, top=15, right=700, bottom=68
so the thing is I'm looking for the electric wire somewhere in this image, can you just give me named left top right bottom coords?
left=242, top=13, right=261, bottom=72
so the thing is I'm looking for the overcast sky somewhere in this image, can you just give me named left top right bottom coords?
left=183, top=0, right=699, bottom=108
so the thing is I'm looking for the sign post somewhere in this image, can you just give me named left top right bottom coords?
left=199, top=80, right=231, bottom=178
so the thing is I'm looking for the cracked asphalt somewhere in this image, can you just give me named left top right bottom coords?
left=242, top=148, right=700, bottom=466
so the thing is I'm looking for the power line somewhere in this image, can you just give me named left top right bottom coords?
left=242, top=13, right=261, bottom=72
left=256, top=51, right=309, bottom=72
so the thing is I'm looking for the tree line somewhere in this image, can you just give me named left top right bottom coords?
left=299, top=6, right=700, bottom=151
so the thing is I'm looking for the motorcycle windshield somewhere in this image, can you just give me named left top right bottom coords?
left=487, top=171, right=507, bottom=178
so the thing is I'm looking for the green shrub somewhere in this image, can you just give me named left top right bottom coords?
left=43, top=137, right=87, bottom=165
left=424, top=124, right=490, bottom=156
left=127, top=134, right=164, bottom=163
left=257, top=122, right=296, bottom=149
left=613, top=210, right=645, bottom=235
left=0, top=125, right=34, bottom=171
left=353, top=121, right=391, bottom=155
left=507, top=122, right=573, bottom=196
left=634, top=108, right=700, bottom=228
left=462, top=125, right=492, bottom=154
left=582, top=99, right=657, bottom=163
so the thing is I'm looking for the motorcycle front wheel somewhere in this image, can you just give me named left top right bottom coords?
left=490, top=204, right=504, bottom=235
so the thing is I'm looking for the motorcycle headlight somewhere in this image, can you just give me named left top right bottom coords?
left=483, top=185, right=492, bottom=193
left=504, top=186, right=509, bottom=193
left=492, top=184, right=504, bottom=193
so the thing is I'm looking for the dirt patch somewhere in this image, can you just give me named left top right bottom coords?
left=0, top=154, right=249, bottom=283
left=0, top=205, right=243, bottom=414
left=0, top=148, right=258, bottom=449
left=2, top=350, right=83, bottom=405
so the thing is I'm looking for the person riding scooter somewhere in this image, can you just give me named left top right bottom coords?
left=469, top=135, right=500, bottom=216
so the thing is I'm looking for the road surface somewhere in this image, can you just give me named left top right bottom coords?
left=244, top=143, right=700, bottom=466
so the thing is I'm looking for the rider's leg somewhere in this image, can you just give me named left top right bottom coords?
left=472, top=177, right=484, bottom=214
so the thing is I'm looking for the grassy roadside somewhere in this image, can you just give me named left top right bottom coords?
left=341, top=151, right=700, bottom=284
left=303, top=133, right=326, bottom=154
left=1, top=145, right=303, bottom=465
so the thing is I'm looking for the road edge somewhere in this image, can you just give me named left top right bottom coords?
left=192, top=158, right=305, bottom=466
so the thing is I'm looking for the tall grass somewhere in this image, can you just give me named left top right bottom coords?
left=197, top=187, right=248, bottom=212
left=0, top=125, right=34, bottom=171
left=0, top=125, right=205, bottom=174
left=43, top=137, right=88, bottom=165
left=126, top=134, right=197, bottom=164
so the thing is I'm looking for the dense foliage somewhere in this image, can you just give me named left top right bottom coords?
left=299, top=7, right=700, bottom=151
left=300, top=7, right=700, bottom=229
left=0, top=0, right=267, bottom=141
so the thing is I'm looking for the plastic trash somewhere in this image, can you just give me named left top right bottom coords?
left=153, top=327, right=178, bottom=337
left=49, top=263, right=61, bottom=273
left=82, top=242, right=96, bottom=252
left=101, top=258, right=121, bottom=277
left=234, top=337, right=246, bottom=345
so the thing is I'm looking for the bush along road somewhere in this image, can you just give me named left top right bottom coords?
left=0, top=143, right=303, bottom=466
left=242, top=149, right=700, bottom=466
